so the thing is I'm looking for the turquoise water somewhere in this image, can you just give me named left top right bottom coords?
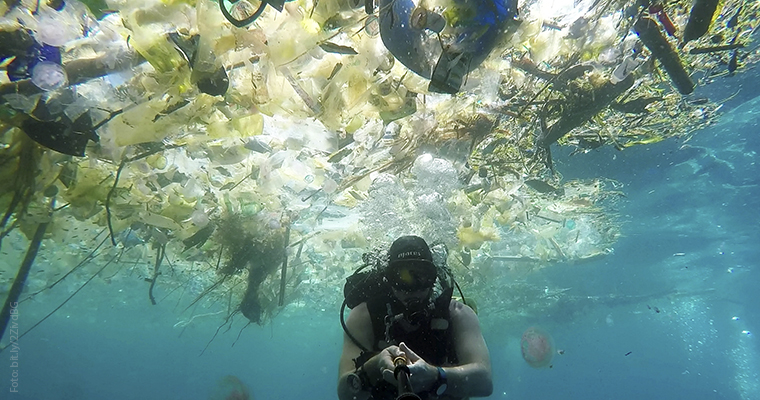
left=3, top=88, right=757, bottom=400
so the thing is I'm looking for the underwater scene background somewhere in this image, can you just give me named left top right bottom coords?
left=1, top=0, right=760, bottom=399
left=4, top=78, right=758, bottom=400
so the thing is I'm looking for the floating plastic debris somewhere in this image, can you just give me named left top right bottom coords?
left=0, top=0, right=757, bottom=332
left=31, top=61, right=68, bottom=91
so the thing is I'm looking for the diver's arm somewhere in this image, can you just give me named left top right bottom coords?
left=337, top=303, right=378, bottom=400
left=401, top=300, right=492, bottom=398
left=441, top=299, right=493, bottom=398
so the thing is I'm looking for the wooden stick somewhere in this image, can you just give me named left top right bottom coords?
left=278, top=224, right=291, bottom=307
left=0, top=201, right=49, bottom=342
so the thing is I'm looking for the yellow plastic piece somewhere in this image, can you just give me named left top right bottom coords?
left=139, top=211, right=183, bottom=231
left=456, top=226, right=500, bottom=250
left=232, top=113, right=265, bottom=137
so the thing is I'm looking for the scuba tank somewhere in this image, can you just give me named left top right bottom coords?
left=341, top=251, right=388, bottom=352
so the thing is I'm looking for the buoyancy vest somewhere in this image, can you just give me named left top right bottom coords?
left=367, top=286, right=457, bottom=365
left=360, top=286, right=459, bottom=400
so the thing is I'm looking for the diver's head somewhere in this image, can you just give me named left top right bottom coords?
left=385, top=235, right=437, bottom=309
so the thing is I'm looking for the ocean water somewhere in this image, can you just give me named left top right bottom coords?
left=494, top=95, right=760, bottom=399
left=2, top=88, right=756, bottom=400
left=3, top=54, right=760, bottom=400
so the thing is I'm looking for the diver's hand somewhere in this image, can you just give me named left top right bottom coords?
left=399, top=342, right=438, bottom=392
left=367, top=345, right=405, bottom=385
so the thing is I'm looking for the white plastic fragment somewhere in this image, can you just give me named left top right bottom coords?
left=31, top=62, right=69, bottom=91
left=610, top=56, right=642, bottom=84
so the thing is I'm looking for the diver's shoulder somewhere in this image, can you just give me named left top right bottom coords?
left=347, top=302, right=371, bottom=322
left=345, top=303, right=374, bottom=337
left=448, top=298, right=475, bottom=315
left=351, top=301, right=370, bottom=314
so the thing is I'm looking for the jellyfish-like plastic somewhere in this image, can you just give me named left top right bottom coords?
left=520, top=326, right=555, bottom=368
left=31, top=62, right=68, bottom=91
left=209, top=375, right=251, bottom=400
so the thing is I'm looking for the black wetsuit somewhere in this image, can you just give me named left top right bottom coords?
left=360, top=286, right=459, bottom=400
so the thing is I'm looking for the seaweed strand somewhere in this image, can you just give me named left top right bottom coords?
left=22, top=228, right=110, bottom=302
left=148, top=244, right=165, bottom=305
left=106, top=144, right=184, bottom=246
left=106, top=160, right=126, bottom=246
left=0, top=250, right=118, bottom=353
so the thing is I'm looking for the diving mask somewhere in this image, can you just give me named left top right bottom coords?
left=387, top=261, right=437, bottom=292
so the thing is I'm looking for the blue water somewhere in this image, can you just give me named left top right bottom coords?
left=4, top=85, right=760, bottom=399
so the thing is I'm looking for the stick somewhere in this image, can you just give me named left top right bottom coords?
left=278, top=224, right=291, bottom=307
left=106, top=161, right=126, bottom=245
left=0, top=200, right=50, bottom=342
left=148, top=244, right=165, bottom=305
left=489, top=255, right=541, bottom=263
left=539, top=73, right=635, bottom=148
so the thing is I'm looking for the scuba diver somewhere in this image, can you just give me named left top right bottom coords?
left=338, top=235, right=492, bottom=400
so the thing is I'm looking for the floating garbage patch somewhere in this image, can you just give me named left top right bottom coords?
left=0, top=0, right=757, bottom=332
